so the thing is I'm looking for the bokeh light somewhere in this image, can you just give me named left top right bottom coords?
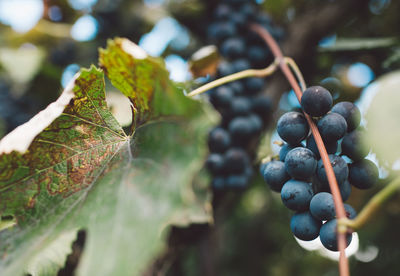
left=0, top=0, right=43, bottom=33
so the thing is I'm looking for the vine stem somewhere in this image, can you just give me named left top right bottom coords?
left=339, top=176, right=400, bottom=230
left=249, top=23, right=350, bottom=276
left=187, top=59, right=279, bottom=97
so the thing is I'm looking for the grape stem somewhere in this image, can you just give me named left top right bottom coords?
left=249, top=23, right=350, bottom=276
left=187, top=58, right=280, bottom=97
left=339, top=176, right=400, bottom=230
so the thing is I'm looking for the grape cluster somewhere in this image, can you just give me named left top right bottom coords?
left=261, top=85, right=379, bottom=251
left=205, top=0, right=282, bottom=190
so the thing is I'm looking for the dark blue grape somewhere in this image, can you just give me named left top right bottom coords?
left=290, top=211, right=322, bottom=241
left=317, top=113, right=347, bottom=142
left=244, top=77, right=264, bottom=94
left=232, top=58, right=250, bottom=72
left=209, top=86, right=234, bottom=110
left=228, top=116, right=253, bottom=143
left=221, top=37, right=245, bottom=58
left=320, top=219, right=352, bottom=251
left=279, top=143, right=303, bottom=162
left=344, top=203, right=357, bottom=219
left=349, top=159, right=378, bottom=189
left=247, top=46, right=269, bottom=67
left=301, top=86, right=333, bottom=117
left=251, top=95, right=272, bottom=122
left=310, top=192, right=335, bottom=221
left=281, top=179, right=314, bottom=211
left=208, top=127, right=231, bottom=153
left=240, top=2, right=256, bottom=18
left=317, top=154, right=348, bottom=187
left=212, top=176, right=227, bottom=190
left=285, top=147, right=317, bottom=180
left=229, top=81, right=244, bottom=95
left=229, top=96, right=251, bottom=116
left=340, top=180, right=352, bottom=202
left=259, top=161, right=268, bottom=175
left=230, top=12, right=247, bottom=28
left=341, top=129, right=369, bottom=161
left=217, top=61, right=235, bottom=77
left=306, top=135, right=338, bottom=158
left=207, top=22, right=236, bottom=42
left=206, top=153, right=225, bottom=175
left=224, top=148, right=250, bottom=173
left=277, top=112, right=309, bottom=145
left=213, top=4, right=231, bottom=20
left=248, top=114, right=263, bottom=134
left=331, top=101, right=361, bottom=132
left=262, top=160, right=290, bottom=192
left=226, top=174, right=248, bottom=188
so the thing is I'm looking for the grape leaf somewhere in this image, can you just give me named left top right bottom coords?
left=99, top=38, right=198, bottom=126
left=0, top=39, right=212, bottom=275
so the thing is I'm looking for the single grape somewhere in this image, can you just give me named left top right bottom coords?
left=232, top=58, right=251, bottom=73
left=309, top=192, right=335, bottom=221
left=340, top=180, right=352, bottom=202
left=277, top=112, right=309, bottom=144
left=320, top=219, right=352, bottom=251
left=285, top=147, right=317, bottom=180
left=331, top=101, right=361, bottom=132
left=208, top=127, right=231, bottom=153
left=301, top=86, right=333, bottom=117
left=212, top=176, right=227, bottom=190
left=344, top=203, right=357, bottom=219
left=226, top=174, right=248, bottom=188
left=279, top=143, right=303, bottom=162
left=228, top=116, right=254, bottom=143
left=251, top=95, right=272, bottom=122
left=290, top=211, right=322, bottom=241
left=207, top=22, right=236, bottom=42
left=229, top=81, right=244, bottom=95
left=221, top=37, right=245, bottom=58
left=247, top=114, right=263, bottom=134
left=349, top=159, right=379, bottom=189
left=317, top=154, right=348, bottom=186
left=209, top=86, right=234, bottom=110
left=217, top=61, right=235, bottom=77
left=317, top=113, right=347, bottom=142
left=341, top=129, right=369, bottom=161
left=244, top=77, right=264, bottom=94
left=205, top=153, right=225, bottom=175
left=306, top=135, right=337, bottom=158
left=213, top=4, right=231, bottom=20
left=224, top=148, right=250, bottom=173
left=229, top=96, right=252, bottom=116
left=262, top=160, right=290, bottom=192
left=281, top=179, right=314, bottom=211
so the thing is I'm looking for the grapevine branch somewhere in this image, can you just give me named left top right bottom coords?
left=249, top=23, right=350, bottom=276
left=187, top=59, right=280, bottom=97
left=340, top=176, right=400, bottom=230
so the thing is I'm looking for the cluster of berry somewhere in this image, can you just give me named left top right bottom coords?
left=205, top=0, right=282, bottom=190
left=261, top=86, right=378, bottom=251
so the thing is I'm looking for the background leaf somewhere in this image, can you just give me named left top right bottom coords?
left=364, top=70, right=400, bottom=166
left=0, top=40, right=212, bottom=276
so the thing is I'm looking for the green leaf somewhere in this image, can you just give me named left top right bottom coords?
left=0, top=39, right=212, bottom=276
left=319, top=37, right=399, bottom=52
left=99, top=38, right=198, bottom=126
left=25, top=229, right=78, bottom=276
left=364, top=70, right=400, bottom=165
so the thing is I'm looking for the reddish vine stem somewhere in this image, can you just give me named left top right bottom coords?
left=250, top=23, right=350, bottom=276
